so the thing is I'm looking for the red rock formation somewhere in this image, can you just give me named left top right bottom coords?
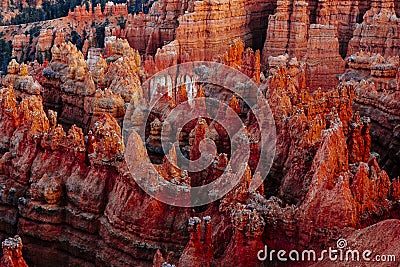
left=36, top=29, right=54, bottom=60
left=178, top=217, right=213, bottom=267
left=41, top=42, right=95, bottom=128
left=39, top=40, right=141, bottom=130
left=53, top=30, right=67, bottom=47
left=174, top=0, right=251, bottom=62
left=103, top=37, right=141, bottom=61
left=255, top=58, right=399, bottom=256
left=0, top=87, right=18, bottom=153
left=347, top=0, right=400, bottom=58
left=143, top=41, right=179, bottom=77
left=104, top=2, right=128, bottom=17
left=109, top=12, right=157, bottom=54
left=390, top=178, right=400, bottom=201
left=84, top=89, right=125, bottom=130
left=262, top=0, right=309, bottom=65
left=0, top=2, right=400, bottom=266
left=216, top=39, right=261, bottom=83
left=262, top=0, right=291, bottom=64
left=343, top=52, right=399, bottom=91
left=316, top=0, right=366, bottom=57
left=101, top=38, right=142, bottom=103
left=67, top=3, right=107, bottom=21
left=102, top=131, right=191, bottom=266
left=0, top=51, right=398, bottom=267
left=0, top=82, right=189, bottom=266
left=347, top=112, right=371, bottom=164
left=304, top=24, right=345, bottom=92
left=172, top=0, right=275, bottom=62
left=342, top=51, right=400, bottom=177
left=265, top=57, right=352, bottom=202
left=288, top=1, right=309, bottom=60
left=86, top=48, right=103, bottom=72
left=11, top=34, right=30, bottom=61
left=217, top=205, right=264, bottom=266
left=350, top=76, right=400, bottom=178
left=209, top=164, right=264, bottom=266
left=0, top=236, right=28, bottom=267
left=262, top=0, right=374, bottom=64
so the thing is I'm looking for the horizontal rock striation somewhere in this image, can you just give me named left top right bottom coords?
left=347, top=0, right=400, bottom=58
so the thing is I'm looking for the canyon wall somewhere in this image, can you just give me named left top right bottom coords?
left=1, top=40, right=399, bottom=266
left=347, top=0, right=400, bottom=57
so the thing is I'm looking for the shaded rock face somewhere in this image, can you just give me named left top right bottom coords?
left=111, top=0, right=275, bottom=58
left=262, top=0, right=370, bottom=63
left=138, top=0, right=274, bottom=63
left=262, top=0, right=308, bottom=63
left=40, top=42, right=96, bottom=129
left=351, top=78, right=400, bottom=178
left=340, top=52, right=400, bottom=177
left=262, top=1, right=346, bottom=91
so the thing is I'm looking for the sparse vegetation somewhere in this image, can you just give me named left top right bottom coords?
left=128, top=0, right=156, bottom=14
left=95, top=22, right=107, bottom=48
left=0, top=39, right=13, bottom=74
left=0, top=0, right=157, bottom=26
left=117, top=16, right=126, bottom=30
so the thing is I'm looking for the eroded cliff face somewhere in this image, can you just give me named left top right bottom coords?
left=304, top=24, right=345, bottom=91
left=170, top=57, right=399, bottom=265
left=36, top=39, right=141, bottom=131
left=347, top=0, right=400, bottom=58
left=261, top=0, right=400, bottom=92
left=135, top=0, right=273, bottom=62
left=351, top=76, right=400, bottom=178
left=340, top=51, right=400, bottom=178
left=0, top=79, right=190, bottom=266
left=108, top=0, right=275, bottom=59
